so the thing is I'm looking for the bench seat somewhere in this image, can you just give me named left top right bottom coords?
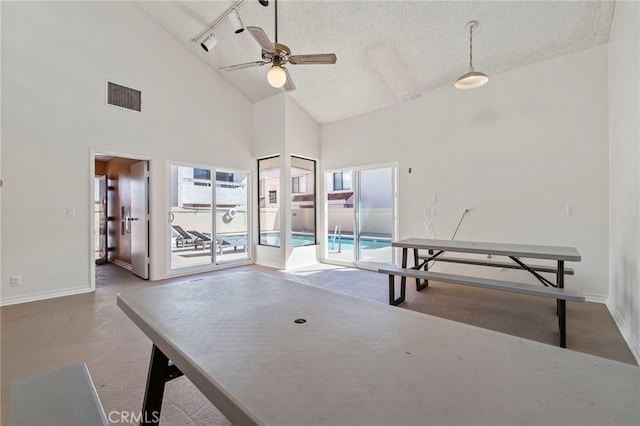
left=379, top=266, right=584, bottom=301
left=378, top=266, right=585, bottom=348
left=10, top=363, right=108, bottom=426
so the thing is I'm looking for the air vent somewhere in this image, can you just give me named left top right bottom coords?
left=107, top=81, right=141, bottom=112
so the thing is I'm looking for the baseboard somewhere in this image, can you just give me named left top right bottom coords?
left=255, top=259, right=285, bottom=270
left=285, top=260, right=320, bottom=271
left=0, top=286, right=94, bottom=307
left=110, top=258, right=132, bottom=271
left=607, top=301, right=640, bottom=365
left=583, top=292, right=608, bottom=304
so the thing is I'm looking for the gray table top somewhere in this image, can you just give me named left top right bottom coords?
left=118, top=272, right=637, bottom=426
left=393, top=238, right=582, bottom=261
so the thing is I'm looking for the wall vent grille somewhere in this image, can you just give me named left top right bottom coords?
left=107, top=81, right=141, bottom=112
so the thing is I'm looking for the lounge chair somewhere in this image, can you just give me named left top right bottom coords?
left=172, top=225, right=198, bottom=248
left=187, top=230, right=221, bottom=252
left=217, top=234, right=247, bottom=252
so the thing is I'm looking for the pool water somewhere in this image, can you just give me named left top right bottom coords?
left=260, top=233, right=390, bottom=249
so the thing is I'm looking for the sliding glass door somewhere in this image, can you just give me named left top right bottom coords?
left=325, top=164, right=396, bottom=267
left=356, top=167, right=394, bottom=264
left=169, top=164, right=250, bottom=270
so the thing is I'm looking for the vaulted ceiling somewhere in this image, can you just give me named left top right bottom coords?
left=133, top=1, right=615, bottom=123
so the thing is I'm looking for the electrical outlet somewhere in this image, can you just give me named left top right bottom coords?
left=566, top=205, right=576, bottom=215
left=65, top=208, right=75, bottom=218
left=10, top=276, right=21, bottom=287
left=424, top=208, right=436, bottom=217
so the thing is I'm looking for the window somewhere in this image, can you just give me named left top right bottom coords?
left=169, top=164, right=250, bottom=269
left=258, top=156, right=280, bottom=246
left=216, top=172, right=234, bottom=182
left=193, top=168, right=211, bottom=180
left=292, top=176, right=307, bottom=194
left=291, top=156, right=316, bottom=246
left=333, top=171, right=351, bottom=190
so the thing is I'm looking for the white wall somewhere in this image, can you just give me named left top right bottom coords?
left=1, top=2, right=253, bottom=304
left=284, top=96, right=321, bottom=268
left=253, top=94, right=286, bottom=268
left=252, top=94, right=321, bottom=269
left=607, top=0, right=640, bottom=361
left=322, top=45, right=610, bottom=299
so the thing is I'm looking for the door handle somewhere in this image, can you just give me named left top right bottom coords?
left=128, top=217, right=139, bottom=221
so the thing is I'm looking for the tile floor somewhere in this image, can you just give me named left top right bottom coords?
left=1, top=262, right=636, bottom=425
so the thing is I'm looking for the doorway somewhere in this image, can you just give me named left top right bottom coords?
left=324, top=164, right=397, bottom=269
left=93, top=153, right=150, bottom=281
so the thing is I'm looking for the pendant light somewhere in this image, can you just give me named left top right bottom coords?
left=455, top=21, right=488, bottom=90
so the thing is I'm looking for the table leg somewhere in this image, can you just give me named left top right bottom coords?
left=389, top=248, right=408, bottom=305
left=557, top=261, right=566, bottom=348
left=559, top=300, right=566, bottom=348
left=141, top=345, right=169, bottom=424
left=389, top=274, right=406, bottom=305
left=415, top=248, right=429, bottom=291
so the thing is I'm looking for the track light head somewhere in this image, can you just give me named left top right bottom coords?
left=229, top=10, right=244, bottom=34
left=258, top=0, right=269, bottom=6
left=200, top=34, right=218, bottom=52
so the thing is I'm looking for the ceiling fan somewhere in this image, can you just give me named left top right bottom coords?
left=220, top=0, right=337, bottom=91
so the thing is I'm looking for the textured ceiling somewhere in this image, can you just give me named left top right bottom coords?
left=133, top=0, right=615, bottom=123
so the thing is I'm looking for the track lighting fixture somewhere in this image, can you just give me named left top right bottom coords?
left=229, top=10, right=245, bottom=34
left=455, top=21, right=489, bottom=90
left=200, top=34, right=218, bottom=52
left=191, top=0, right=267, bottom=52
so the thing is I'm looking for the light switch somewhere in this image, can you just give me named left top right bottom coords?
left=66, top=208, right=75, bottom=218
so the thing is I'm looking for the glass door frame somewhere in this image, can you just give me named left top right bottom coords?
left=166, top=160, right=252, bottom=276
left=322, top=162, right=398, bottom=269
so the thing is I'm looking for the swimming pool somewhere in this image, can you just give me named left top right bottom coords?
left=260, top=232, right=391, bottom=249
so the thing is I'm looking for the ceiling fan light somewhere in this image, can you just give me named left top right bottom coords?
left=229, top=10, right=244, bottom=34
left=455, top=70, right=489, bottom=89
left=200, top=34, right=218, bottom=52
left=267, top=65, right=287, bottom=88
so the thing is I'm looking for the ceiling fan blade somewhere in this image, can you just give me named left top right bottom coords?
left=283, top=67, right=296, bottom=92
left=289, top=53, right=337, bottom=65
left=247, top=26, right=275, bottom=54
left=220, top=61, right=268, bottom=71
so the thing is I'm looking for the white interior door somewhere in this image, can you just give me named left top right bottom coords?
left=131, top=161, right=149, bottom=279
